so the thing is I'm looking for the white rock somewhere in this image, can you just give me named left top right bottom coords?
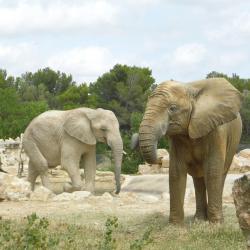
left=137, top=149, right=169, bottom=174
left=6, top=156, right=17, bottom=166
left=138, top=164, right=151, bottom=175
left=161, top=192, right=170, bottom=201
left=101, top=192, right=114, bottom=202
left=184, top=188, right=195, bottom=204
left=0, top=173, right=31, bottom=201
left=238, top=149, right=250, bottom=159
left=72, top=191, right=91, bottom=201
left=137, top=193, right=160, bottom=203
left=30, top=186, right=55, bottom=201
left=118, top=192, right=138, bottom=203
left=231, top=155, right=250, bottom=173
left=157, top=149, right=169, bottom=158
left=52, top=191, right=91, bottom=201
left=52, top=192, right=74, bottom=201
left=161, top=155, right=169, bottom=169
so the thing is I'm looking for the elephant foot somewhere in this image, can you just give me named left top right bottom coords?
left=169, top=216, right=184, bottom=226
left=194, top=211, right=208, bottom=221
left=63, top=183, right=82, bottom=193
left=207, top=211, right=224, bottom=224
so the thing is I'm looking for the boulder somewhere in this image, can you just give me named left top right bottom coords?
left=238, top=149, right=250, bottom=159
left=230, top=155, right=250, bottom=173
left=161, top=154, right=169, bottom=168
left=0, top=173, right=31, bottom=201
left=101, top=192, right=114, bottom=202
left=52, top=191, right=91, bottom=201
left=157, top=149, right=169, bottom=159
left=137, top=193, right=160, bottom=203
left=138, top=149, right=169, bottom=174
left=30, top=186, right=56, bottom=201
left=138, top=164, right=166, bottom=175
left=232, top=174, right=250, bottom=249
left=118, top=192, right=138, bottom=203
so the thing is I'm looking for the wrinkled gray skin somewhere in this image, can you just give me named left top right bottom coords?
left=134, top=78, right=242, bottom=224
left=23, top=108, right=123, bottom=194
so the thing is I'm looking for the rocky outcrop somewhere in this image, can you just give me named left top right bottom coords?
left=52, top=191, right=91, bottom=202
left=0, top=136, right=28, bottom=175
left=0, top=172, right=31, bottom=201
left=138, top=148, right=250, bottom=175
left=232, top=174, right=250, bottom=250
left=230, top=149, right=250, bottom=173
left=30, top=186, right=55, bottom=201
left=138, top=149, right=169, bottom=174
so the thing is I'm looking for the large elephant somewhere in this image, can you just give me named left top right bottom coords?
left=135, top=78, right=242, bottom=224
left=23, top=108, right=123, bottom=194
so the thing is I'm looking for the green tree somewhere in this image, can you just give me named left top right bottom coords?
left=0, top=69, right=15, bottom=89
left=15, top=68, right=75, bottom=108
left=56, top=84, right=91, bottom=110
left=241, top=93, right=250, bottom=141
left=0, top=86, right=48, bottom=138
left=90, top=64, right=155, bottom=131
left=206, top=71, right=250, bottom=92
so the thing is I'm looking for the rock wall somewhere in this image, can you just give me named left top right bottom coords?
left=139, top=148, right=250, bottom=175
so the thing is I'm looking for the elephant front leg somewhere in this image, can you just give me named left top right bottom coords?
left=61, top=156, right=83, bottom=193
left=193, top=176, right=208, bottom=221
left=83, top=147, right=96, bottom=194
left=169, top=165, right=187, bottom=224
left=205, top=160, right=224, bottom=223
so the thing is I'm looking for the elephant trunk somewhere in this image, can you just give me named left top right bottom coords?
left=139, top=121, right=158, bottom=164
left=109, top=136, right=123, bottom=194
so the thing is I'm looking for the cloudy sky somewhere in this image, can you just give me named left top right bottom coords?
left=0, top=0, right=249, bottom=84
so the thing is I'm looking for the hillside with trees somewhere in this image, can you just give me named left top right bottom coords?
left=1, top=66, right=250, bottom=173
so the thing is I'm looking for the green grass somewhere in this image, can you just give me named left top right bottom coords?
left=0, top=207, right=245, bottom=250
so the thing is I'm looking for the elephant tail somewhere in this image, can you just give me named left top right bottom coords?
left=17, top=133, right=24, bottom=178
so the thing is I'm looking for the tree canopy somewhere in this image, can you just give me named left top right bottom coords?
left=1, top=66, right=250, bottom=173
left=89, top=64, right=155, bottom=130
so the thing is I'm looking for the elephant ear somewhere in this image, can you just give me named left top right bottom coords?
left=63, top=109, right=96, bottom=145
left=188, top=78, right=242, bottom=139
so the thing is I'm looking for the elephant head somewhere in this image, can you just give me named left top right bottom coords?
left=63, top=108, right=123, bottom=194
left=138, top=78, right=242, bottom=164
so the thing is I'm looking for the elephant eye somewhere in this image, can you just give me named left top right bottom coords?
left=169, top=104, right=178, bottom=113
left=101, top=127, right=107, bottom=132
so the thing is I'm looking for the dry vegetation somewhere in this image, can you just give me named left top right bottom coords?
left=0, top=205, right=245, bottom=250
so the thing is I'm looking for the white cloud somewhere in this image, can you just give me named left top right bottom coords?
left=172, top=43, right=207, bottom=66
left=47, top=46, right=117, bottom=82
left=0, top=1, right=118, bottom=35
left=206, top=9, right=250, bottom=45
left=0, top=43, right=40, bottom=73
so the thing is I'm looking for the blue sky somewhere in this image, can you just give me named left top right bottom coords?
left=0, top=0, right=249, bottom=84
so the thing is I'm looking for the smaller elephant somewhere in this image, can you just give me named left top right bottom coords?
left=23, top=108, right=123, bottom=194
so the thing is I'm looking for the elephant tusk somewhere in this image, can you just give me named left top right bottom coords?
left=123, top=150, right=127, bottom=155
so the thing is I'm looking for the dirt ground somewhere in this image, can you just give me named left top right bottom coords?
left=0, top=169, right=242, bottom=226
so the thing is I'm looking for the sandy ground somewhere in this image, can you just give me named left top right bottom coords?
left=0, top=173, right=243, bottom=225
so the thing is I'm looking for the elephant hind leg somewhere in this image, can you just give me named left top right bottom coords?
left=193, top=176, right=208, bottom=221
left=26, top=140, right=51, bottom=190
left=28, top=162, right=39, bottom=191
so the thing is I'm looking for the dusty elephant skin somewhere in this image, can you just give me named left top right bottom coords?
left=23, top=108, right=123, bottom=194
left=136, top=78, right=242, bottom=224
